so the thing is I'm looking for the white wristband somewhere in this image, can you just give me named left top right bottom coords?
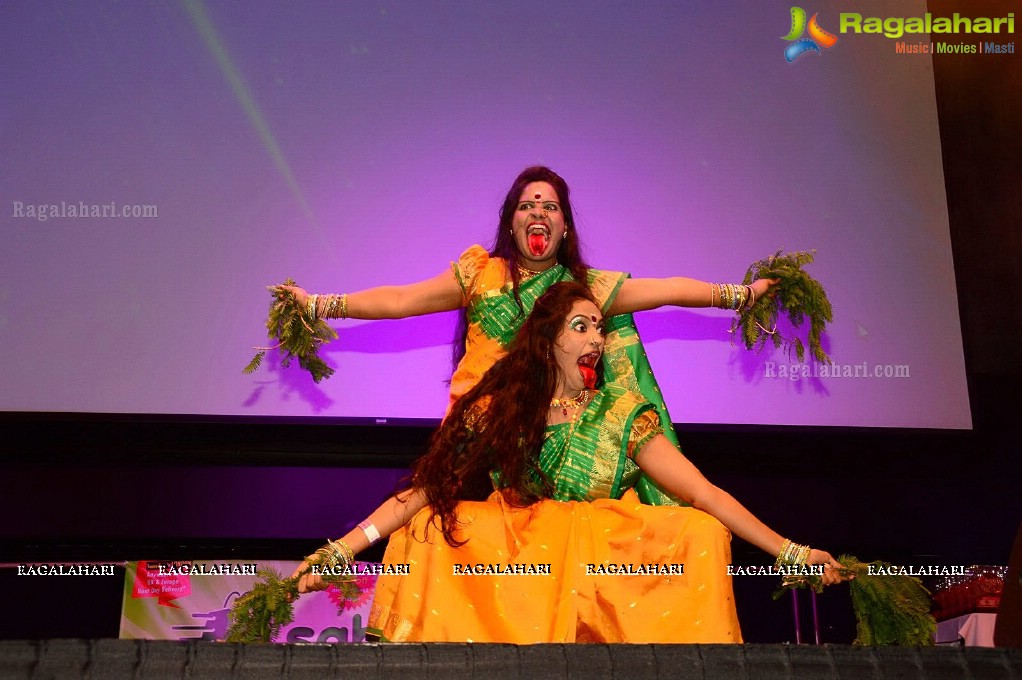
left=358, top=520, right=381, bottom=546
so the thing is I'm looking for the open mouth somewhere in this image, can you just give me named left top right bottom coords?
left=526, top=224, right=549, bottom=256
left=577, top=352, right=600, bottom=389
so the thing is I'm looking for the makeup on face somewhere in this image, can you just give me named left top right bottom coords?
left=513, top=182, right=564, bottom=261
left=554, top=302, right=605, bottom=391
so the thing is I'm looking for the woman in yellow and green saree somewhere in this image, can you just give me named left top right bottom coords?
left=293, top=282, right=847, bottom=643
left=282, top=166, right=775, bottom=506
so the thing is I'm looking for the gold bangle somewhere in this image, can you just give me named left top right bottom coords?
left=307, top=294, right=319, bottom=321
left=712, top=283, right=754, bottom=310
left=735, top=284, right=748, bottom=310
left=775, top=539, right=810, bottom=568
left=775, top=539, right=791, bottom=569
left=311, top=538, right=354, bottom=570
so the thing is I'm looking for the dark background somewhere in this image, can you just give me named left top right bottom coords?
left=1, top=0, right=1019, bottom=643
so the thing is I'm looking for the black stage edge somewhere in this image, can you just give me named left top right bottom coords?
left=0, top=640, right=1019, bottom=680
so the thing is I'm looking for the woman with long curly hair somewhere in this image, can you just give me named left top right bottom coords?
left=294, top=282, right=846, bottom=643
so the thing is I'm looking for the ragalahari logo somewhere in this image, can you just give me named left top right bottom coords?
left=782, top=7, right=839, bottom=61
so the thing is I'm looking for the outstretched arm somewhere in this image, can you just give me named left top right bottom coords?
left=278, top=269, right=465, bottom=320
left=607, top=277, right=775, bottom=315
left=635, top=434, right=845, bottom=584
left=293, top=488, right=428, bottom=593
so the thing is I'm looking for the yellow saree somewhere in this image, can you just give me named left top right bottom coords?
left=366, top=387, right=742, bottom=643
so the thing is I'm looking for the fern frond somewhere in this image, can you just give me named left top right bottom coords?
left=244, top=279, right=339, bottom=383
left=733, top=249, right=833, bottom=364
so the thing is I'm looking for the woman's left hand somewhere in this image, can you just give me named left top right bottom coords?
left=291, top=556, right=329, bottom=594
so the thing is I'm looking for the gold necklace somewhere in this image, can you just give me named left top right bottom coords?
left=550, top=389, right=589, bottom=419
left=516, top=263, right=545, bottom=280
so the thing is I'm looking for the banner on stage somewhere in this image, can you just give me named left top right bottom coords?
left=119, top=559, right=377, bottom=643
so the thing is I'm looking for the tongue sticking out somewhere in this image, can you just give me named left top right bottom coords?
left=579, top=364, right=597, bottom=390
left=528, top=233, right=548, bottom=257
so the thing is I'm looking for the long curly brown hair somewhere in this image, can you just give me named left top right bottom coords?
left=411, top=281, right=603, bottom=546
left=451, top=166, right=593, bottom=371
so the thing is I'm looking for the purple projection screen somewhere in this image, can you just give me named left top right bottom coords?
left=1, top=1, right=970, bottom=428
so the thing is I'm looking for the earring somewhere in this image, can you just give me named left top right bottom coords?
left=563, top=231, right=568, bottom=238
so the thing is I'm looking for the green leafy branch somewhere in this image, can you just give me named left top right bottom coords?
left=225, top=560, right=362, bottom=644
left=773, top=554, right=936, bottom=646
left=243, top=279, right=338, bottom=383
left=732, top=249, right=833, bottom=364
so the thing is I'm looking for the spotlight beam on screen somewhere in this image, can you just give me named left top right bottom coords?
left=0, top=1, right=971, bottom=427
left=181, top=0, right=323, bottom=237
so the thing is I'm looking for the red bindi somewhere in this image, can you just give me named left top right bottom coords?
left=534, top=192, right=542, bottom=199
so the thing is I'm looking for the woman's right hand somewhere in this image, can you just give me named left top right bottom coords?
left=808, top=548, right=853, bottom=586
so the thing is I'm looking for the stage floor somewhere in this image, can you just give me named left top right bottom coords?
left=1, top=639, right=1019, bottom=680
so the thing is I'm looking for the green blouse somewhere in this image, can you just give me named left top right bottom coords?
left=539, top=386, right=664, bottom=502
